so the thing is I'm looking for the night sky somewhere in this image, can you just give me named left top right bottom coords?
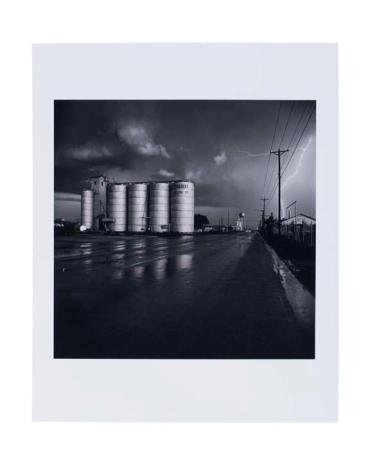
left=54, top=100, right=316, bottom=227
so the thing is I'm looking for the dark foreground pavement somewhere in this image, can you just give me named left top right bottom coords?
left=54, top=232, right=315, bottom=359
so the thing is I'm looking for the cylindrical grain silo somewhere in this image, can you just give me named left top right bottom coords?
left=149, top=182, right=170, bottom=233
left=81, top=189, right=94, bottom=230
left=170, top=181, right=194, bottom=233
left=127, top=183, right=148, bottom=232
left=107, top=183, right=127, bottom=232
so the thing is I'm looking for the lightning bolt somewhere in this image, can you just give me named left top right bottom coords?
left=233, top=149, right=269, bottom=158
left=281, top=135, right=313, bottom=216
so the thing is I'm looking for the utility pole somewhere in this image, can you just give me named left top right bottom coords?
left=260, top=197, right=268, bottom=233
left=256, top=209, right=264, bottom=232
left=270, top=148, right=289, bottom=235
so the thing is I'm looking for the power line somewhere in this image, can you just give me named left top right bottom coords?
left=281, top=105, right=315, bottom=177
left=265, top=135, right=294, bottom=208
left=286, top=103, right=309, bottom=150
left=264, top=102, right=294, bottom=206
left=263, top=102, right=315, bottom=214
left=270, top=101, right=282, bottom=153
left=279, top=101, right=295, bottom=150
left=265, top=155, right=277, bottom=197
left=269, top=181, right=278, bottom=201
left=266, top=104, right=315, bottom=210
left=261, top=102, right=281, bottom=197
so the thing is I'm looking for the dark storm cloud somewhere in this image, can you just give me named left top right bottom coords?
left=54, top=100, right=316, bottom=225
left=115, top=117, right=170, bottom=158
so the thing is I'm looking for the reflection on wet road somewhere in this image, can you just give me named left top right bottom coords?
left=54, top=232, right=315, bottom=359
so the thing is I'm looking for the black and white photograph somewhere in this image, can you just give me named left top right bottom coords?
left=2, top=0, right=366, bottom=456
left=54, top=99, right=316, bottom=359
left=31, top=42, right=338, bottom=423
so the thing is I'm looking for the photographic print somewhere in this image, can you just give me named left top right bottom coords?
left=33, top=43, right=338, bottom=421
left=54, top=99, right=316, bottom=359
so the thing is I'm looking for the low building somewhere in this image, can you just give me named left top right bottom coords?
left=281, top=213, right=316, bottom=227
left=281, top=213, right=316, bottom=247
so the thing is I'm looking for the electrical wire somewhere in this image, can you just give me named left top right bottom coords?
left=265, top=136, right=294, bottom=209
left=265, top=103, right=315, bottom=212
left=279, top=101, right=295, bottom=149
left=281, top=105, right=315, bottom=177
left=286, top=102, right=309, bottom=150
left=264, top=155, right=277, bottom=198
left=261, top=102, right=281, bottom=197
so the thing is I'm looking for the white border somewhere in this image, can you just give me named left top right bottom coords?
left=33, top=43, right=338, bottom=421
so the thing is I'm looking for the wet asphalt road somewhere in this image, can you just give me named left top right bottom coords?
left=54, top=232, right=315, bottom=359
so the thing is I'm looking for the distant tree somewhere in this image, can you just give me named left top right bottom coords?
left=194, top=214, right=210, bottom=229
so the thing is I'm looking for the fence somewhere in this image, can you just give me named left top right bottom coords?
left=281, top=221, right=316, bottom=248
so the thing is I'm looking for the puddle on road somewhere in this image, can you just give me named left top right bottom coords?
left=82, top=258, right=93, bottom=268
left=151, top=258, right=167, bottom=280
left=111, top=253, right=126, bottom=261
left=175, top=253, right=193, bottom=270
left=114, top=252, right=195, bottom=282
left=110, top=243, right=127, bottom=252
left=112, top=268, right=125, bottom=280
left=81, top=248, right=92, bottom=256
left=132, top=265, right=145, bottom=279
